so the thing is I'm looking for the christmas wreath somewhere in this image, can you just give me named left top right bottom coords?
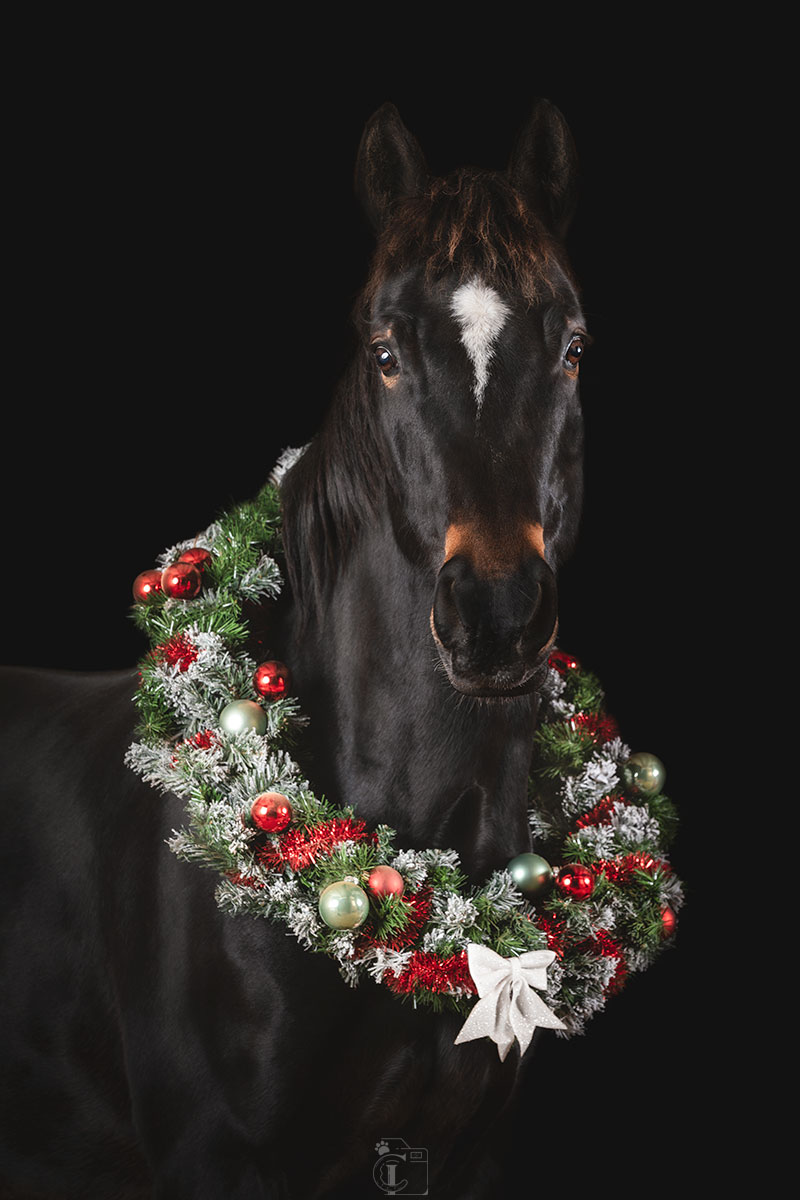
left=125, top=463, right=683, bottom=1058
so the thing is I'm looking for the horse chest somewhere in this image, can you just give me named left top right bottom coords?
left=117, top=888, right=516, bottom=1195
left=226, top=934, right=519, bottom=1196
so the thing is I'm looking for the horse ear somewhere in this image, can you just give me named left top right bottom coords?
left=355, top=102, right=429, bottom=232
left=508, top=99, right=579, bottom=240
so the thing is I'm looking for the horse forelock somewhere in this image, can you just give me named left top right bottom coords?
left=362, top=169, right=564, bottom=311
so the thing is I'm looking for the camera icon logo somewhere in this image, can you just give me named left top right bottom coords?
left=373, top=1137, right=428, bottom=1194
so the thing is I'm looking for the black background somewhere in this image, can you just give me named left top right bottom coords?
left=5, top=31, right=743, bottom=1186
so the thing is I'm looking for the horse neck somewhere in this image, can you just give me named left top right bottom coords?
left=279, top=496, right=538, bottom=881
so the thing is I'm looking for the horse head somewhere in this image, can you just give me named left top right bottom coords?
left=352, top=101, right=586, bottom=698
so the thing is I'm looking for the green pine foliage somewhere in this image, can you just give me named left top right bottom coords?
left=559, top=664, right=605, bottom=714
left=132, top=669, right=180, bottom=742
left=532, top=721, right=596, bottom=777
left=367, top=892, right=415, bottom=942
left=645, top=792, right=679, bottom=847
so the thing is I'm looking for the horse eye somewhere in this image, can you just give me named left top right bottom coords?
left=564, top=336, right=585, bottom=371
left=373, top=344, right=399, bottom=377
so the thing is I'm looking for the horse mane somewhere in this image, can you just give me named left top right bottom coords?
left=279, top=349, right=391, bottom=627
left=280, top=168, right=567, bottom=624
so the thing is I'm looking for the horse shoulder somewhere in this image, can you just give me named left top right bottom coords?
left=0, top=668, right=295, bottom=1194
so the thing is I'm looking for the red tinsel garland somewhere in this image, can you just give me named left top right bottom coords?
left=568, top=711, right=620, bottom=743
left=152, top=634, right=199, bottom=673
left=531, top=913, right=567, bottom=959
left=258, top=817, right=376, bottom=872
left=574, top=794, right=628, bottom=829
left=171, top=728, right=219, bottom=767
left=183, top=729, right=218, bottom=751
left=384, top=949, right=477, bottom=996
left=228, top=871, right=264, bottom=890
left=549, top=649, right=580, bottom=673
left=585, top=929, right=628, bottom=994
left=595, top=852, right=672, bottom=885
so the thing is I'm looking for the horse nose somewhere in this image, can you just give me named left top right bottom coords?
left=432, top=551, right=558, bottom=682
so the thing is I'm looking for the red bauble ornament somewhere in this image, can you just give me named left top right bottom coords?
left=556, top=863, right=596, bottom=900
left=132, top=569, right=163, bottom=602
left=366, top=865, right=405, bottom=898
left=178, top=547, right=213, bottom=572
left=250, top=792, right=293, bottom=833
left=661, top=905, right=677, bottom=938
left=161, top=561, right=202, bottom=600
left=253, top=660, right=291, bottom=700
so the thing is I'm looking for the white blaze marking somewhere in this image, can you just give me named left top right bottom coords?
left=450, top=277, right=510, bottom=412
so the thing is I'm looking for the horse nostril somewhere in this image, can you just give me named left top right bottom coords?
left=513, top=585, right=541, bottom=646
left=517, top=556, right=558, bottom=658
left=433, top=553, right=558, bottom=667
left=433, top=556, right=475, bottom=648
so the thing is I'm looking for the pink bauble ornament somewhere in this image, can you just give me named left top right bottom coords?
left=366, top=865, right=405, bottom=898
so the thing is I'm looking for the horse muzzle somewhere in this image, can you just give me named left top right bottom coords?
left=431, top=550, right=558, bottom=697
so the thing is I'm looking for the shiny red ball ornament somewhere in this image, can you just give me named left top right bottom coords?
left=556, top=863, right=596, bottom=900
left=250, top=792, right=293, bottom=833
left=178, top=547, right=213, bottom=572
left=253, top=660, right=291, bottom=700
left=661, top=905, right=677, bottom=938
left=366, top=865, right=405, bottom=898
left=161, top=561, right=202, bottom=600
left=132, top=569, right=163, bottom=602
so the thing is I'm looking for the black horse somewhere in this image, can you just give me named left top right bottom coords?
left=1, top=100, right=587, bottom=1198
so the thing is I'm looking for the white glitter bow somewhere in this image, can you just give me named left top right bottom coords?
left=454, top=943, right=565, bottom=1060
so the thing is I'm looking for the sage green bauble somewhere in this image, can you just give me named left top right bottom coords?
left=622, top=751, right=666, bottom=797
left=318, top=881, right=370, bottom=930
left=218, top=699, right=268, bottom=736
left=507, top=852, right=554, bottom=899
